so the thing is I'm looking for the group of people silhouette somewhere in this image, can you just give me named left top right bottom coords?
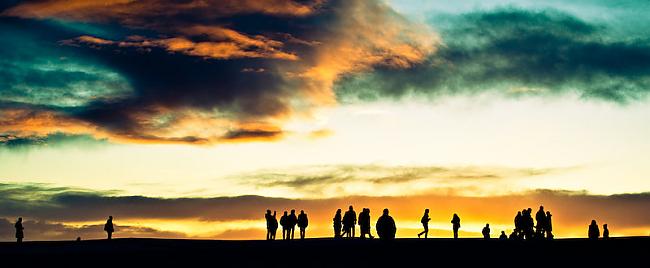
left=263, top=205, right=612, bottom=241
left=265, top=209, right=309, bottom=240
left=10, top=205, right=613, bottom=242
left=509, top=206, right=554, bottom=240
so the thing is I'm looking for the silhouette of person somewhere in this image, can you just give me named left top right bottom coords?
left=288, top=209, right=298, bottom=240
left=499, top=231, right=507, bottom=240
left=333, top=209, right=343, bottom=238
left=523, top=208, right=534, bottom=240
left=297, top=210, right=309, bottom=239
left=15, top=217, right=24, bottom=243
left=280, top=211, right=289, bottom=240
left=265, top=210, right=273, bottom=240
left=358, top=208, right=373, bottom=239
left=269, top=211, right=278, bottom=240
left=514, top=211, right=522, bottom=237
left=482, top=224, right=490, bottom=239
left=451, top=213, right=461, bottom=239
left=545, top=211, right=553, bottom=239
left=603, top=224, right=609, bottom=239
left=535, top=206, right=546, bottom=238
left=376, top=208, right=396, bottom=240
left=342, top=206, right=357, bottom=238
left=104, top=216, right=114, bottom=240
left=588, top=220, right=600, bottom=240
left=417, top=209, right=431, bottom=239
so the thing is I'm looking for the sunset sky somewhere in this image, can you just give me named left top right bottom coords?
left=1, top=0, right=649, bottom=241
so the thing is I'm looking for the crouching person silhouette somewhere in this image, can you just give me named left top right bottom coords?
left=104, top=216, right=114, bottom=240
left=376, top=208, right=396, bottom=240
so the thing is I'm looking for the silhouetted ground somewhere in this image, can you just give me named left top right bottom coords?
left=1, top=237, right=648, bottom=266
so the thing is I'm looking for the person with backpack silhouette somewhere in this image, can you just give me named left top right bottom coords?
left=451, top=213, right=461, bottom=239
left=15, top=217, right=24, bottom=243
left=376, top=208, right=396, bottom=240
left=342, top=206, right=357, bottom=238
left=297, top=210, right=309, bottom=239
left=482, top=224, right=491, bottom=239
left=588, top=220, right=600, bottom=240
left=280, top=211, right=289, bottom=240
left=288, top=209, right=298, bottom=240
left=333, top=209, right=343, bottom=238
left=417, top=209, right=431, bottom=238
left=104, top=216, right=114, bottom=240
left=603, top=224, right=609, bottom=239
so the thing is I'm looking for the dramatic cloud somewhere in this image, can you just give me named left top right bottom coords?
left=1, top=182, right=649, bottom=240
left=337, top=8, right=650, bottom=103
left=0, top=0, right=436, bottom=145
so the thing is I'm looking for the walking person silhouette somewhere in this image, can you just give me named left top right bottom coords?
left=417, top=209, right=431, bottom=238
left=104, top=216, right=114, bottom=240
left=451, top=213, right=461, bottom=239
left=15, top=217, right=24, bottom=243
left=333, top=209, right=343, bottom=238
left=297, top=210, right=309, bottom=239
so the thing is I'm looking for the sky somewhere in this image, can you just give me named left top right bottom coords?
left=1, top=0, right=649, bottom=240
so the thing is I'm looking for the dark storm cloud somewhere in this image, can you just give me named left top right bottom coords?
left=1, top=0, right=433, bottom=145
left=337, top=8, right=650, bottom=103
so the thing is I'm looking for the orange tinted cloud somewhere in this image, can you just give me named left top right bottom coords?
left=2, top=0, right=321, bottom=22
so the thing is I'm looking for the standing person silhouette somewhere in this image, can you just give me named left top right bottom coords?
left=603, top=224, right=609, bottom=239
left=358, top=208, right=373, bottom=239
left=265, top=210, right=276, bottom=240
left=297, top=210, right=309, bottom=239
left=417, top=209, right=431, bottom=238
left=588, top=220, right=600, bottom=240
left=343, top=206, right=357, bottom=238
left=15, top=217, right=24, bottom=243
left=545, top=211, right=553, bottom=239
left=288, top=209, right=298, bottom=240
left=535, top=206, right=546, bottom=238
left=333, top=209, right=343, bottom=238
left=451, top=213, right=461, bottom=239
left=269, top=211, right=278, bottom=240
left=482, top=224, right=491, bottom=239
left=104, top=216, right=114, bottom=240
left=376, top=208, right=396, bottom=240
left=280, top=211, right=289, bottom=240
